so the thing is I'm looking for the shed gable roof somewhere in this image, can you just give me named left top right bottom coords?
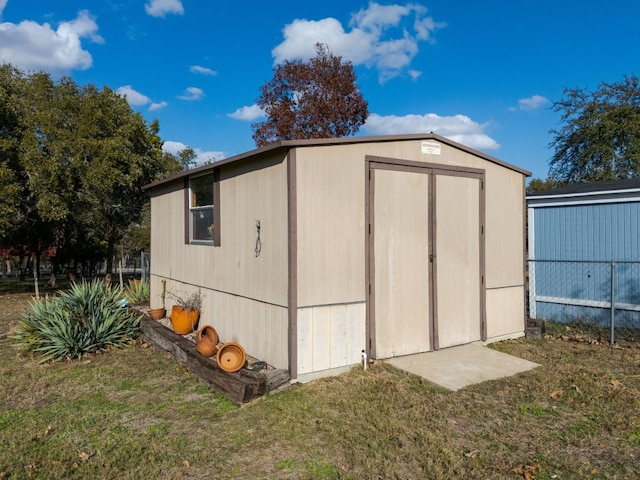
left=144, top=133, right=530, bottom=190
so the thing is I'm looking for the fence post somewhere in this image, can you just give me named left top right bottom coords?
left=610, top=261, right=616, bottom=345
left=528, top=259, right=537, bottom=319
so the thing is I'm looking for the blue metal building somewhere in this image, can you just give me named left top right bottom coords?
left=527, top=178, right=640, bottom=329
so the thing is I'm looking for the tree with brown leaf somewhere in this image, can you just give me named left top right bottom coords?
left=252, top=43, right=369, bottom=147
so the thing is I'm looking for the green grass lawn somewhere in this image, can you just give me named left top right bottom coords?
left=1, top=290, right=639, bottom=479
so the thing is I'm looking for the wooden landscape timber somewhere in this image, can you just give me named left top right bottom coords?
left=139, top=315, right=290, bottom=406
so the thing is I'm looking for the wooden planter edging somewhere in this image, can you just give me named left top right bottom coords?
left=139, top=316, right=290, bottom=406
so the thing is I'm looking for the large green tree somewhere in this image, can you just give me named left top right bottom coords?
left=0, top=65, right=177, bottom=275
left=549, top=75, right=640, bottom=183
left=0, top=64, right=27, bottom=238
left=252, top=43, right=369, bottom=147
left=0, top=65, right=58, bottom=278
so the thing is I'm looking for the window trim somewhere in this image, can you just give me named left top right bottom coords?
left=185, top=169, right=220, bottom=246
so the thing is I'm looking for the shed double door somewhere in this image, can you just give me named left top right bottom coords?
left=368, top=160, right=485, bottom=359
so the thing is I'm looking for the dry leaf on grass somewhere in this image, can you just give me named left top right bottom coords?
left=610, top=379, right=624, bottom=390
left=79, top=451, right=94, bottom=462
left=513, top=461, right=540, bottom=479
left=31, top=425, right=53, bottom=441
left=549, top=390, right=563, bottom=399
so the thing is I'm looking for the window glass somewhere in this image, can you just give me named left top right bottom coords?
left=189, top=173, right=215, bottom=244
left=191, top=174, right=214, bottom=207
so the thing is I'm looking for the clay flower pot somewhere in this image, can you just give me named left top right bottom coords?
left=216, top=342, right=247, bottom=373
left=147, top=307, right=166, bottom=320
left=196, top=325, right=219, bottom=357
left=170, top=305, right=199, bottom=334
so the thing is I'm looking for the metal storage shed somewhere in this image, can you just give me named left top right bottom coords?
left=527, top=178, right=640, bottom=329
left=145, top=133, right=530, bottom=382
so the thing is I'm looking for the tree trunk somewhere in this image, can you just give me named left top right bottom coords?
left=105, top=223, right=115, bottom=275
left=34, top=251, right=41, bottom=281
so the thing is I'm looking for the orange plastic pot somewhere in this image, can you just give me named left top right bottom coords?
left=196, top=325, right=219, bottom=357
left=170, top=305, right=199, bottom=334
left=216, top=342, right=246, bottom=373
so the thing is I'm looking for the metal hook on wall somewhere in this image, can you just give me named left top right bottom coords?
left=254, top=220, right=261, bottom=257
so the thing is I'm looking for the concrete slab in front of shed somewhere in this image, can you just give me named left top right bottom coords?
left=386, top=343, right=539, bottom=391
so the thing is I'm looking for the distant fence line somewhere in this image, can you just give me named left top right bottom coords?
left=1, top=251, right=150, bottom=282
left=528, top=259, right=640, bottom=343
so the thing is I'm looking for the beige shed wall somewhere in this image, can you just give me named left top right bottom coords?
left=296, top=303, right=365, bottom=377
left=486, top=286, right=525, bottom=340
left=149, top=153, right=290, bottom=370
left=295, top=140, right=525, bottom=298
left=294, top=140, right=526, bottom=357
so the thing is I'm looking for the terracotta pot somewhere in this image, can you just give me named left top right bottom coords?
left=196, top=325, right=219, bottom=357
left=216, top=342, right=247, bottom=373
left=170, top=305, right=199, bottom=334
left=147, top=307, right=166, bottom=320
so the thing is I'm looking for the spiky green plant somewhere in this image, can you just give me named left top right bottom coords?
left=13, top=279, right=141, bottom=363
left=124, top=278, right=150, bottom=305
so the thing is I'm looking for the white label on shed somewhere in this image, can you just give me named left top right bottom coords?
left=421, top=141, right=441, bottom=155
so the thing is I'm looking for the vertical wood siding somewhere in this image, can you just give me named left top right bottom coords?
left=296, top=303, right=365, bottom=376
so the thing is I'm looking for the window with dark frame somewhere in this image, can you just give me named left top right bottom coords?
left=189, top=173, right=215, bottom=244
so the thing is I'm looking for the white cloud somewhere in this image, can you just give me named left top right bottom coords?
left=272, top=2, right=445, bottom=82
left=116, top=85, right=150, bottom=106
left=145, top=0, right=184, bottom=18
left=351, top=3, right=411, bottom=32
left=408, top=69, right=422, bottom=80
left=178, top=86, right=204, bottom=101
left=362, top=112, right=499, bottom=150
left=190, top=65, right=217, bottom=76
left=0, top=0, right=7, bottom=17
left=228, top=104, right=266, bottom=121
left=162, top=140, right=186, bottom=155
left=163, top=141, right=225, bottom=165
left=0, top=10, right=103, bottom=73
left=517, top=95, right=549, bottom=111
left=117, top=85, right=168, bottom=111
left=149, top=101, right=168, bottom=111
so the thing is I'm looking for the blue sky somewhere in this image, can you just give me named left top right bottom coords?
left=0, top=0, right=637, bottom=180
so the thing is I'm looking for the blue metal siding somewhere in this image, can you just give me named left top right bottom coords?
left=530, top=200, right=640, bottom=329
left=533, top=202, right=640, bottom=261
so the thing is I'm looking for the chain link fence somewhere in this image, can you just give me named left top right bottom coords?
left=110, top=251, right=150, bottom=281
left=528, top=259, right=640, bottom=343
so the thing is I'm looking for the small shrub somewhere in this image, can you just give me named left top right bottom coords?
left=13, top=279, right=141, bottom=363
left=124, top=278, right=150, bottom=305
left=167, top=289, right=203, bottom=312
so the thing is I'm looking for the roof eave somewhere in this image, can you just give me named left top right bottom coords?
left=144, top=133, right=531, bottom=190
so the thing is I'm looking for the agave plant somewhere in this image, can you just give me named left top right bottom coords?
left=13, top=279, right=141, bottom=363
left=124, top=278, right=150, bottom=305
